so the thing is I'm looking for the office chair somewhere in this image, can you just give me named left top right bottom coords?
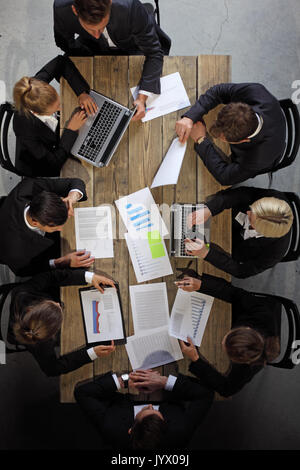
left=273, top=99, right=300, bottom=172
left=281, top=192, right=300, bottom=262
left=0, top=282, right=26, bottom=354
left=0, top=102, right=23, bottom=177
left=250, top=292, right=300, bottom=369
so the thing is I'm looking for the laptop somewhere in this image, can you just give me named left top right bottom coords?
left=71, top=90, right=136, bottom=167
left=170, top=203, right=211, bottom=258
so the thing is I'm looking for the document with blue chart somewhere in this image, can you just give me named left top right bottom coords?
left=115, top=187, right=168, bottom=237
left=79, top=286, right=126, bottom=346
left=169, top=289, right=214, bottom=346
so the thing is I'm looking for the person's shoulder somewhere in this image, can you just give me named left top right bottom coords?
left=54, top=0, right=73, bottom=10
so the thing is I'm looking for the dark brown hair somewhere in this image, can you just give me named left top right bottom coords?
left=224, top=327, right=280, bottom=366
left=130, top=415, right=167, bottom=450
left=73, top=0, right=111, bottom=24
left=28, top=191, right=68, bottom=227
left=13, top=299, right=63, bottom=345
left=210, top=102, right=258, bottom=142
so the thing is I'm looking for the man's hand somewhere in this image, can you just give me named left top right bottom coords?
left=67, top=110, right=87, bottom=131
left=93, top=341, right=115, bottom=357
left=54, top=250, right=95, bottom=268
left=78, top=92, right=98, bottom=116
left=132, top=93, right=147, bottom=121
left=175, top=276, right=202, bottom=292
left=91, top=274, right=116, bottom=293
left=187, top=206, right=212, bottom=229
left=179, top=336, right=199, bottom=362
left=175, top=117, right=193, bottom=143
left=129, top=370, right=167, bottom=393
left=184, top=238, right=209, bottom=259
left=62, top=191, right=82, bottom=217
left=190, top=121, right=207, bottom=142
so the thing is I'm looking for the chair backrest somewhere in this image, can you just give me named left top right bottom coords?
left=0, top=282, right=26, bottom=354
left=154, top=0, right=160, bottom=26
left=0, top=102, right=22, bottom=176
left=272, top=98, right=300, bottom=172
left=252, top=292, right=300, bottom=369
left=281, top=191, right=300, bottom=262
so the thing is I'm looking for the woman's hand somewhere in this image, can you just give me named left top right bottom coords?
left=78, top=92, right=98, bottom=116
left=91, top=274, right=116, bottom=293
left=179, top=336, right=199, bottom=362
left=67, top=110, right=87, bottom=131
left=93, top=341, right=115, bottom=357
left=175, top=276, right=201, bottom=292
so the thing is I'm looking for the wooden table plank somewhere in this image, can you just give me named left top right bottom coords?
left=60, top=57, right=94, bottom=403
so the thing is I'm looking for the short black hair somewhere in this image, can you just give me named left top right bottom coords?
left=73, top=0, right=111, bottom=24
left=130, top=415, right=168, bottom=450
left=28, top=191, right=68, bottom=226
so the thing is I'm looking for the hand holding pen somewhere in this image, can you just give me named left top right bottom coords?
left=174, top=276, right=202, bottom=292
left=184, top=238, right=210, bottom=258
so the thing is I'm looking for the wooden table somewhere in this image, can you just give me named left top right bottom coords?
left=60, top=55, right=232, bottom=403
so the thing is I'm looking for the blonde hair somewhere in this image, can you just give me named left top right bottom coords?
left=250, top=197, right=293, bottom=238
left=13, top=77, right=58, bottom=117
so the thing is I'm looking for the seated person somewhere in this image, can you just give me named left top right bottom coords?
left=9, top=268, right=116, bottom=376
left=53, top=0, right=171, bottom=120
left=184, top=186, right=293, bottom=278
left=175, top=83, right=286, bottom=185
left=74, top=369, right=213, bottom=449
left=0, top=176, right=94, bottom=276
left=176, top=273, right=281, bottom=397
left=13, top=55, right=97, bottom=177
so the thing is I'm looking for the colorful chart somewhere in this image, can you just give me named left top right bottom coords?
left=125, top=203, right=154, bottom=231
left=147, top=230, right=165, bottom=259
left=92, top=301, right=101, bottom=334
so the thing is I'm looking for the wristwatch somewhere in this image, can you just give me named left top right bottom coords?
left=121, top=373, right=129, bottom=388
left=196, top=136, right=206, bottom=145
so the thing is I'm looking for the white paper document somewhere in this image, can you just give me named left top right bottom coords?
left=126, top=326, right=183, bottom=370
left=80, top=288, right=124, bottom=344
left=115, top=187, right=168, bottom=237
left=75, top=206, right=114, bottom=258
left=169, top=289, right=214, bottom=347
left=125, top=232, right=173, bottom=283
left=130, top=283, right=169, bottom=333
left=131, top=72, right=191, bottom=122
left=151, top=138, right=187, bottom=188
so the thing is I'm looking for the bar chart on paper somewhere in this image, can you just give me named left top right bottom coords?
left=125, top=203, right=153, bottom=231
left=125, top=230, right=173, bottom=282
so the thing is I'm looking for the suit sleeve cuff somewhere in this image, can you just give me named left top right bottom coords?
left=49, top=259, right=56, bottom=269
left=112, top=373, right=121, bottom=390
left=85, top=271, right=94, bottom=284
left=69, top=189, right=83, bottom=200
left=165, top=375, right=177, bottom=391
left=138, top=90, right=153, bottom=98
left=87, top=347, right=98, bottom=361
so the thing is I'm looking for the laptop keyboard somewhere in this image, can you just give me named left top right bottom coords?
left=180, top=205, right=195, bottom=256
left=78, top=100, right=122, bottom=162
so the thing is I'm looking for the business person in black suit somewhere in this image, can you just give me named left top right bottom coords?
left=13, top=55, right=97, bottom=177
left=74, top=369, right=213, bottom=449
left=0, top=177, right=94, bottom=276
left=176, top=83, right=286, bottom=185
left=176, top=273, right=280, bottom=397
left=53, top=0, right=171, bottom=120
left=184, top=186, right=293, bottom=278
left=9, top=269, right=116, bottom=376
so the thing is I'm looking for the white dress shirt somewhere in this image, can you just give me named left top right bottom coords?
left=235, top=212, right=263, bottom=240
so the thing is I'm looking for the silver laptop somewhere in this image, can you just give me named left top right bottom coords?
left=71, top=90, right=136, bottom=167
left=170, top=203, right=211, bottom=258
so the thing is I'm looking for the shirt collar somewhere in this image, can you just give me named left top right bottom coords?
left=24, top=206, right=45, bottom=237
left=247, top=113, right=264, bottom=139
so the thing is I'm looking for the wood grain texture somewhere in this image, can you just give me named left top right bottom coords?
left=60, top=55, right=232, bottom=402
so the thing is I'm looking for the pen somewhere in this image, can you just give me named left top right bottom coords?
left=174, top=281, right=190, bottom=286
left=145, top=106, right=155, bottom=112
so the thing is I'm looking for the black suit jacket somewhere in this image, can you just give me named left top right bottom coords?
left=204, top=186, right=292, bottom=278
left=188, top=273, right=279, bottom=397
left=9, top=269, right=92, bottom=376
left=53, top=0, right=168, bottom=94
left=74, top=372, right=214, bottom=449
left=0, top=177, right=87, bottom=276
left=13, top=55, right=90, bottom=177
left=184, top=83, right=286, bottom=185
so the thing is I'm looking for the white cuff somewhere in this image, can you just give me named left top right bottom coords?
left=112, top=373, right=121, bottom=390
left=138, top=90, right=153, bottom=98
left=69, top=189, right=83, bottom=200
left=85, top=271, right=94, bottom=284
left=87, top=347, right=98, bottom=361
left=165, top=375, right=177, bottom=391
left=49, top=259, right=56, bottom=269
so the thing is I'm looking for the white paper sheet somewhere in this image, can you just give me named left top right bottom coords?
left=131, top=72, right=191, bottom=122
left=169, top=289, right=214, bottom=347
left=75, top=206, right=114, bottom=258
left=125, top=326, right=183, bottom=370
left=115, top=187, right=168, bottom=237
left=80, top=288, right=124, bottom=344
left=151, top=138, right=187, bottom=188
left=129, top=283, right=169, bottom=333
left=125, top=232, right=173, bottom=283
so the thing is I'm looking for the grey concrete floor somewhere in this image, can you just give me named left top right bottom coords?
left=0, top=0, right=300, bottom=451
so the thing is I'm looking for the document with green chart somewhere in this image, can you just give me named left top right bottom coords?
left=125, top=230, right=173, bottom=283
